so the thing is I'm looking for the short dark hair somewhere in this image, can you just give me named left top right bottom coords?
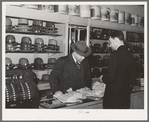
left=109, top=30, right=124, bottom=41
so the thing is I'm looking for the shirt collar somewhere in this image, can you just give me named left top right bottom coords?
left=116, top=44, right=124, bottom=50
left=72, top=53, right=80, bottom=64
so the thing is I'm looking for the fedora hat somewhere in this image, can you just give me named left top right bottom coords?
left=71, top=41, right=91, bottom=57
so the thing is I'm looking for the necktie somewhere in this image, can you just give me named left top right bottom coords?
left=76, top=61, right=81, bottom=69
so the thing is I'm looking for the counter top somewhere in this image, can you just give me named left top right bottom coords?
left=39, top=90, right=144, bottom=109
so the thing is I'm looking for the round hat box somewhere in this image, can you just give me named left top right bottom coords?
left=125, top=12, right=131, bottom=25
left=138, top=16, right=144, bottom=27
left=118, top=11, right=125, bottom=24
left=54, top=5, right=68, bottom=14
left=80, top=5, right=91, bottom=18
left=110, top=9, right=119, bottom=23
left=39, top=5, right=54, bottom=12
left=131, top=14, right=138, bottom=26
left=91, top=5, right=100, bottom=20
left=68, top=5, right=80, bottom=16
left=101, top=7, right=110, bottom=21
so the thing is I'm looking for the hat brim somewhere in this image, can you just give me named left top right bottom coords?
left=71, top=43, right=92, bottom=57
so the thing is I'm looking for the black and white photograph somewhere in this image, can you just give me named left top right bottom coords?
left=2, top=1, right=148, bottom=121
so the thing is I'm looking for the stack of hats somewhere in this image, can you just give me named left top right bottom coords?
left=5, top=57, right=15, bottom=70
left=92, top=43, right=102, bottom=53
left=15, top=18, right=32, bottom=32
left=126, top=32, right=134, bottom=42
left=101, top=68, right=108, bottom=75
left=103, top=55, right=110, bottom=66
left=39, top=74, right=50, bottom=84
left=46, top=39, right=60, bottom=52
left=6, top=35, right=19, bottom=51
left=126, top=43, right=133, bottom=52
left=17, top=58, right=32, bottom=69
left=102, top=42, right=110, bottom=53
left=93, top=55, right=103, bottom=67
left=20, top=36, right=33, bottom=51
left=90, top=29, right=102, bottom=39
left=45, top=22, right=58, bottom=34
left=91, top=68, right=101, bottom=78
left=33, top=57, right=46, bottom=70
left=46, top=58, right=56, bottom=69
left=6, top=17, right=14, bottom=30
left=100, top=29, right=110, bottom=40
left=32, top=20, right=44, bottom=33
left=34, top=38, right=46, bottom=52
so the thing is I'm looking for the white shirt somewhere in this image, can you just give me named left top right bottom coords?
left=72, top=53, right=80, bottom=64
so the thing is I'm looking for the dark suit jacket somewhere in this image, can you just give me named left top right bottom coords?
left=102, top=45, right=136, bottom=109
left=49, top=54, right=91, bottom=94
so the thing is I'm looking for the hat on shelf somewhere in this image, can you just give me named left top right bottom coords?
left=6, top=17, right=15, bottom=30
left=6, top=35, right=19, bottom=51
left=33, top=57, right=46, bottom=70
left=6, top=35, right=18, bottom=45
left=40, top=74, right=50, bottom=83
left=34, top=38, right=46, bottom=51
left=20, top=37, right=33, bottom=51
left=100, top=29, right=110, bottom=40
left=45, top=22, right=58, bottom=34
left=46, top=58, right=56, bottom=69
left=71, top=41, right=91, bottom=57
left=93, top=43, right=102, bottom=53
left=17, top=58, right=32, bottom=69
left=46, top=39, right=59, bottom=52
left=5, top=57, right=15, bottom=70
left=93, top=55, right=103, bottom=67
left=15, top=18, right=32, bottom=32
left=92, top=68, right=101, bottom=78
left=103, top=55, right=110, bottom=66
left=101, top=68, right=108, bottom=75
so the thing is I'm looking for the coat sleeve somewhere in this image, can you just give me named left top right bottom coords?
left=49, top=58, right=65, bottom=94
left=102, top=53, right=118, bottom=84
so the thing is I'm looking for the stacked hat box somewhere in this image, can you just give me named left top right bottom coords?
left=8, top=4, right=144, bottom=27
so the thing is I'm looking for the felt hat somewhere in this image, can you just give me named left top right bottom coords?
left=71, top=41, right=91, bottom=57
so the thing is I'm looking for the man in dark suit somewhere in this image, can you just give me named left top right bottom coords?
left=100, top=30, right=136, bottom=109
left=49, top=41, right=92, bottom=94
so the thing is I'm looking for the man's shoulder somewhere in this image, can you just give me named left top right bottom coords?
left=57, top=55, right=70, bottom=62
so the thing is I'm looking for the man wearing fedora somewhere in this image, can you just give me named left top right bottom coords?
left=49, top=41, right=92, bottom=94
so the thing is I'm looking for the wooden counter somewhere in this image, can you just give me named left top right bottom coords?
left=60, top=98, right=103, bottom=109
left=39, top=90, right=144, bottom=109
